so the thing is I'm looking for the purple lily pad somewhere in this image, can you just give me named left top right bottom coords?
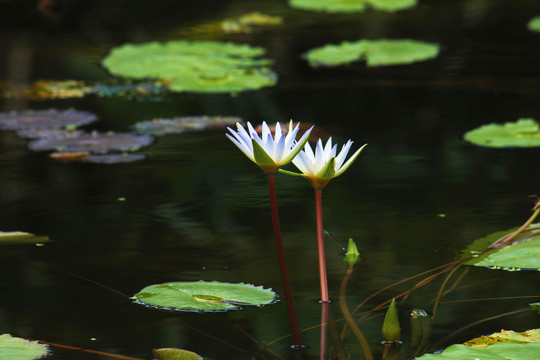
left=0, top=108, right=97, bottom=131
left=16, top=128, right=85, bottom=140
left=134, top=116, right=241, bottom=136
left=28, top=132, right=153, bottom=154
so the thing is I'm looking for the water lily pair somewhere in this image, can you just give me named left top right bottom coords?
left=226, top=120, right=366, bottom=344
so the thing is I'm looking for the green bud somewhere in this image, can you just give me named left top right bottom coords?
left=344, top=238, right=360, bottom=267
left=410, top=308, right=431, bottom=350
left=382, top=298, right=400, bottom=343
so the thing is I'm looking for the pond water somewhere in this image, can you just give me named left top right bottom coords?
left=1, top=0, right=539, bottom=359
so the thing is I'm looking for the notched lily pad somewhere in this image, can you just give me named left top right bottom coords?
left=134, top=116, right=241, bottom=136
left=416, top=329, right=540, bottom=360
left=132, top=281, right=277, bottom=312
left=306, top=39, right=439, bottom=67
left=28, top=132, right=153, bottom=154
left=464, top=118, right=540, bottom=148
left=102, top=40, right=276, bottom=93
left=289, top=0, right=417, bottom=14
left=0, top=108, right=97, bottom=131
left=0, top=334, right=50, bottom=359
left=463, top=224, right=540, bottom=271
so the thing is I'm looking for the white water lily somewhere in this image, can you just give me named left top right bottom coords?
left=226, top=120, right=313, bottom=173
left=283, top=138, right=367, bottom=189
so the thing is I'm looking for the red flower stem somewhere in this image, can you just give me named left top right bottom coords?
left=315, top=188, right=329, bottom=303
left=267, top=173, right=303, bottom=347
left=319, top=301, right=329, bottom=360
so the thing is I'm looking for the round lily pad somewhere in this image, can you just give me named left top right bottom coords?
left=133, top=281, right=277, bottom=312
left=0, top=334, right=50, bottom=359
left=289, top=0, right=417, bottom=13
left=28, top=132, right=153, bottom=154
left=134, top=116, right=241, bottom=136
left=306, top=39, right=440, bottom=67
left=16, top=128, right=85, bottom=140
left=0, top=108, right=97, bottom=131
left=464, top=118, right=540, bottom=148
left=102, top=41, right=276, bottom=93
left=153, top=348, right=203, bottom=360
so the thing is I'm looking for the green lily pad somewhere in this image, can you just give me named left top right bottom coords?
left=464, top=224, right=540, bottom=271
left=0, top=334, right=50, bottom=359
left=528, top=17, right=540, bottom=32
left=464, top=118, right=540, bottom=148
left=102, top=41, right=276, bottom=93
left=289, top=0, right=417, bottom=13
left=417, top=329, right=540, bottom=359
left=153, top=348, right=203, bottom=360
left=0, top=231, right=50, bottom=245
left=530, top=303, right=540, bottom=314
left=305, top=39, right=439, bottom=67
left=133, top=281, right=276, bottom=312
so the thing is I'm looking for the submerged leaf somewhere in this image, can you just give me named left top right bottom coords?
left=0, top=108, right=97, bottom=131
left=306, top=39, right=439, bottom=67
left=0, top=334, right=50, bottom=359
left=464, top=118, right=540, bottom=148
left=134, top=116, right=241, bottom=136
left=102, top=41, right=276, bottom=93
left=133, top=281, right=276, bottom=312
left=289, top=0, right=417, bottom=13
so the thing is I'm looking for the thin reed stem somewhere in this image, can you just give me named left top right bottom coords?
left=267, top=173, right=303, bottom=347
left=315, top=188, right=329, bottom=303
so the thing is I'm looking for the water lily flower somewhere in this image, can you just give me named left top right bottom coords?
left=226, top=120, right=313, bottom=173
left=282, top=138, right=367, bottom=189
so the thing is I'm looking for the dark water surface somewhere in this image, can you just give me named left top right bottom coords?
left=1, top=0, right=539, bottom=359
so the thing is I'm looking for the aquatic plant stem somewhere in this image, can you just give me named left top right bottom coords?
left=320, top=301, right=329, bottom=360
left=267, top=173, right=303, bottom=347
left=315, top=188, right=329, bottom=303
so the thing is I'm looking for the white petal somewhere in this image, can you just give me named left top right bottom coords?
left=284, top=123, right=300, bottom=151
left=293, top=151, right=315, bottom=175
left=303, top=141, right=316, bottom=163
left=315, top=139, right=326, bottom=170
left=265, top=132, right=275, bottom=157
left=274, top=133, right=286, bottom=162
left=274, top=122, right=282, bottom=144
left=335, top=143, right=367, bottom=177
left=247, top=122, right=260, bottom=142
left=335, top=140, right=353, bottom=170
left=323, top=138, right=333, bottom=160
left=261, top=122, right=271, bottom=145
left=226, top=133, right=255, bottom=161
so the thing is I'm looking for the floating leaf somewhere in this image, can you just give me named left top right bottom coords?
left=102, top=41, right=276, bottom=93
left=0, top=231, right=49, bottom=245
left=221, top=12, right=282, bottom=33
left=0, top=334, right=50, bottom=359
left=133, top=281, right=276, bottom=312
left=528, top=16, right=540, bottom=33
left=16, top=128, right=85, bottom=140
left=416, top=329, right=540, bottom=359
left=0, top=108, right=97, bottom=131
left=93, top=80, right=171, bottom=98
left=134, top=116, right=241, bottom=136
left=463, top=224, right=540, bottom=271
left=306, top=39, right=439, bottom=67
left=289, top=0, right=417, bottom=14
left=464, top=118, right=540, bottom=148
left=530, top=302, right=540, bottom=314
left=28, top=132, right=153, bottom=154
left=28, top=80, right=94, bottom=100
left=153, top=348, right=203, bottom=360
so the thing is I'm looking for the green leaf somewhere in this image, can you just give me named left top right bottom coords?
left=0, top=334, right=50, bottom=359
left=278, top=169, right=306, bottom=177
left=528, top=16, right=540, bottom=32
left=306, top=40, right=439, bottom=67
left=530, top=302, right=540, bottom=314
left=315, top=157, right=336, bottom=179
left=0, top=231, right=50, bottom=245
left=464, top=224, right=540, bottom=271
left=252, top=139, right=276, bottom=168
left=416, top=329, right=540, bottom=359
left=133, top=281, right=276, bottom=312
left=289, top=0, right=417, bottom=13
left=102, top=41, right=276, bottom=93
left=153, top=348, right=203, bottom=360
left=464, top=118, right=540, bottom=148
